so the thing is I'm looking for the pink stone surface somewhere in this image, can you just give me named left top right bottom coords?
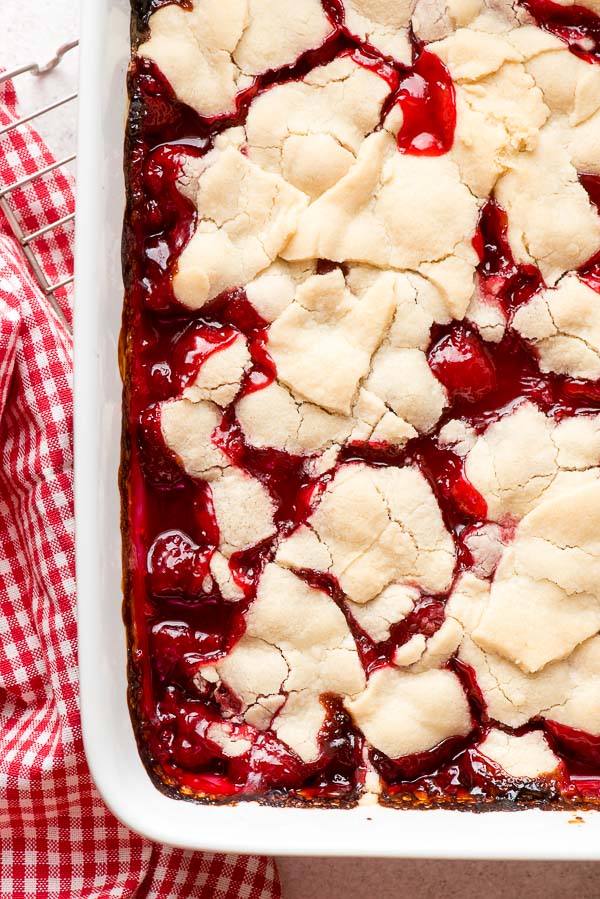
left=278, top=858, right=600, bottom=898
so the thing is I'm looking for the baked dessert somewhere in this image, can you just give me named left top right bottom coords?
left=122, top=0, right=600, bottom=807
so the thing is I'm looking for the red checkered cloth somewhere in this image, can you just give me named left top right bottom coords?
left=0, top=78, right=281, bottom=899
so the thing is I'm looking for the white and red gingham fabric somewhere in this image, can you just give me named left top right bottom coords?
left=0, top=78, right=281, bottom=899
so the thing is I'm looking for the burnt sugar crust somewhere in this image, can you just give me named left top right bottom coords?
left=122, top=0, right=600, bottom=808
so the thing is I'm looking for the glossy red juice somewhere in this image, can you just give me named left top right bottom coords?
left=122, top=0, right=600, bottom=805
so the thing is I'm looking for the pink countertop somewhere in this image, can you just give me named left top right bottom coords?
left=278, top=857, right=600, bottom=898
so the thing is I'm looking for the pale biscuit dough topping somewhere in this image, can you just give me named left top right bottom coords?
left=130, top=0, right=600, bottom=802
left=201, top=563, right=366, bottom=762
left=183, top=334, right=251, bottom=406
left=464, top=403, right=600, bottom=521
left=448, top=574, right=600, bottom=735
left=267, top=268, right=396, bottom=414
left=138, top=0, right=335, bottom=117
left=477, top=729, right=561, bottom=778
left=282, top=130, right=480, bottom=272
left=513, top=275, right=600, bottom=379
left=341, top=0, right=416, bottom=63
left=277, top=463, right=456, bottom=602
left=174, top=147, right=308, bottom=308
left=245, top=56, right=392, bottom=199
left=344, top=666, right=473, bottom=758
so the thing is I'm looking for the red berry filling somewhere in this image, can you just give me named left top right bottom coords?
left=428, top=327, right=497, bottom=403
left=122, top=1, right=600, bottom=806
left=579, top=172, right=600, bottom=212
left=519, top=0, right=600, bottom=63
left=138, top=402, right=183, bottom=487
left=171, top=321, right=240, bottom=391
left=149, top=690, right=362, bottom=798
left=475, top=200, right=544, bottom=313
left=147, top=531, right=213, bottom=600
left=393, top=51, right=456, bottom=155
left=150, top=620, right=229, bottom=681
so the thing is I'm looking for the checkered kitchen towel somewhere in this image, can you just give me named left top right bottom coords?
left=0, top=77, right=281, bottom=899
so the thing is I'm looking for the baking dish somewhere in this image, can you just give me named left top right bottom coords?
left=73, top=0, right=600, bottom=856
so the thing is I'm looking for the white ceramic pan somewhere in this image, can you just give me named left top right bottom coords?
left=73, top=0, right=600, bottom=856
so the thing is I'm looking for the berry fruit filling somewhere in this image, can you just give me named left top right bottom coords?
left=123, top=0, right=600, bottom=807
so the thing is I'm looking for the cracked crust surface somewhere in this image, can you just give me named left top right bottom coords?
left=131, top=0, right=600, bottom=799
left=210, top=468, right=277, bottom=557
left=513, top=275, right=600, bottom=380
left=161, top=398, right=230, bottom=481
left=202, top=564, right=366, bottom=762
left=344, top=666, right=473, bottom=758
left=341, top=0, right=416, bottom=62
left=245, top=56, right=392, bottom=199
left=174, top=147, right=308, bottom=308
left=495, top=126, right=600, bottom=284
left=277, top=463, right=456, bottom=602
left=347, top=583, right=418, bottom=642
left=473, top=482, right=600, bottom=673
left=448, top=574, right=600, bottom=734
left=183, top=334, right=251, bottom=406
left=464, top=403, right=600, bottom=522
left=282, top=130, right=480, bottom=274
left=139, top=0, right=334, bottom=118
left=267, top=269, right=396, bottom=414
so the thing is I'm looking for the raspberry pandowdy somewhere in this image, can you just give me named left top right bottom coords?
left=122, top=0, right=600, bottom=807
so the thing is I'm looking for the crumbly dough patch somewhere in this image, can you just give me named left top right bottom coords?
left=448, top=574, right=600, bottom=735
left=282, top=131, right=480, bottom=275
left=277, top=463, right=456, bottom=602
left=341, top=0, right=415, bottom=63
left=345, top=665, right=472, bottom=758
left=477, top=729, right=560, bottom=778
left=267, top=269, right=396, bottom=415
left=139, top=0, right=334, bottom=118
left=184, top=334, right=251, bottom=407
left=513, top=275, right=600, bottom=380
left=245, top=56, right=392, bottom=199
left=174, top=147, right=308, bottom=308
left=473, top=483, right=600, bottom=673
left=202, top=564, right=366, bottom=762
left=464, top=403, right=600, bottom=522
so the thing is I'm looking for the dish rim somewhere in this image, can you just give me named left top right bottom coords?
left=73, top=0, right=600, bottom=857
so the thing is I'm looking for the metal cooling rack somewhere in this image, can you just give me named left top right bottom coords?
left=0, top=40, right=79, bottom=331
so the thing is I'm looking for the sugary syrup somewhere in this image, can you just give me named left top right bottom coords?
left=123, top=1, right=600, bottom=805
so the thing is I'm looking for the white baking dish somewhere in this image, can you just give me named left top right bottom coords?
left=74, top=0, right=600, bottom=857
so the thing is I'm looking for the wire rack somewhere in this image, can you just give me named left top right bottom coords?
left=0, top=40, right=79, bottom=331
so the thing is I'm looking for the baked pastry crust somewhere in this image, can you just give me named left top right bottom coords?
left=123, top=0, right=600, bottom=807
